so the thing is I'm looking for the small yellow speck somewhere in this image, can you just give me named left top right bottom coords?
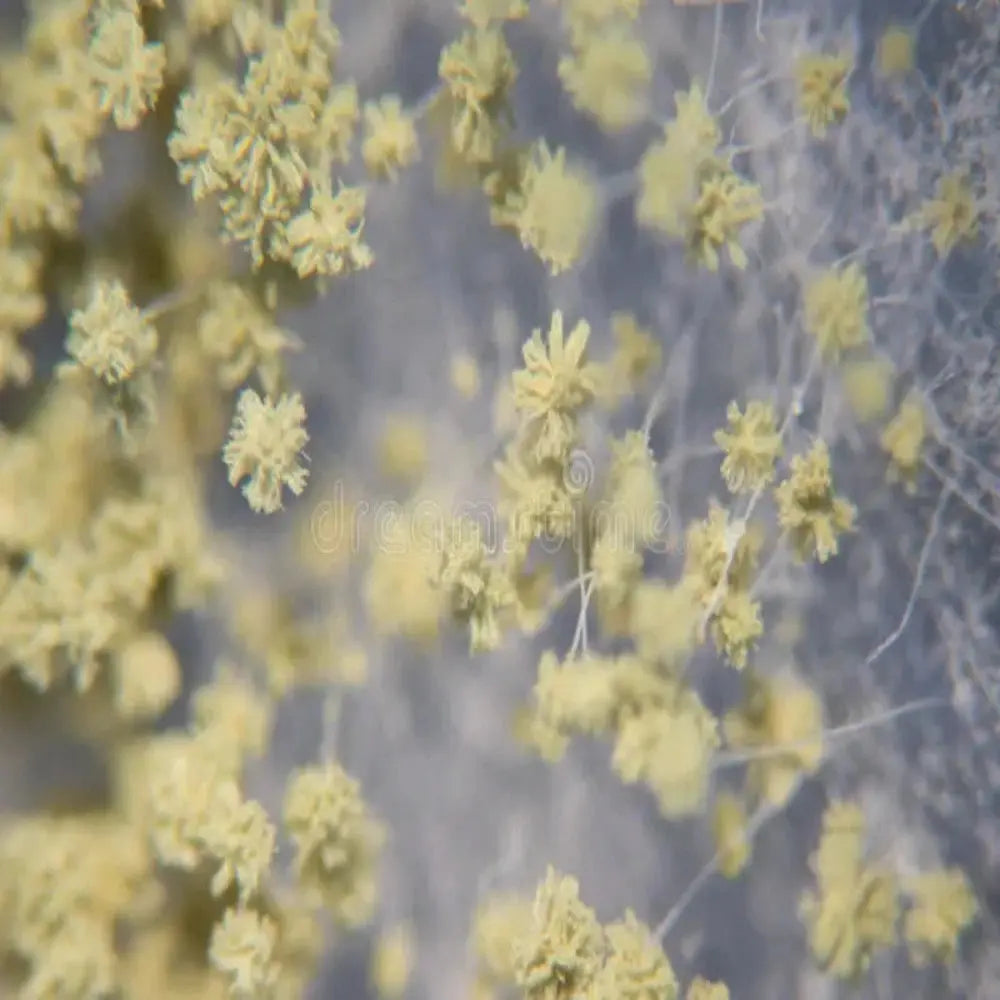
left=877, top=25, right=915, bottom=77
left=450, top=353, right=481, bottom=399
left=378, top=415, right=429, bottom=486
left=371, top=924, right=415, bottom=999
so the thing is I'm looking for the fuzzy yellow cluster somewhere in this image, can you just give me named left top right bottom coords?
left=436, top=24, right=518, bottom=166
left=197, top=281, right=300, bottom=397
left=364, top=500, right=450, bottom=643
left=438, top=518, right=516, bottom=653
left=222, top=390, right=310, bottom=514
left=497, top=310, right=600, bottom=554
left=840, top=356, right=895, bottom=423
left=711, top=792, right=750, bottom=878
left=724, top=672, right=824, bottom=806
left=557, top=0, right=651, bottom=131
left=880, top=391, right=926, bottom=493
left=493, top=142, right=598, bottom=275
left=283, top=763, right=385, bottom=928
left=682, top=504, right=764, bottom=668
left=803, top=263, right=870, bottom=360
left=918, top=171, right=979, bottom=256
left=595, top=313, right=662, bottom=408
left=66, top=278, right=158, bottom=386
left=510, top=868, right=679, bottom=1000
left=473, top=866, right=730, bottom=1000
left=794, top=52, right=852, bottom=137
left=902, top=868, right=977, bottom=967
left=800, top=800, right=899, bottom=980
left=590, top=431, right=663, bottom=620
left=362, top=96, right=421, bottom=181
left=714, top=400, right=783, bottom=494
left=775, top=441, right=856, bottom=563
left=524, top=650, right=719, bottom=818
left=169, top=0, right=369, bottom=275
left=638, top=85, right=763, bottom=270
left=876, top=25, right=915, bottom=78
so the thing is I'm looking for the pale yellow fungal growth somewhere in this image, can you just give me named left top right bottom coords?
left=595, top=312, right=661, bottom=408
left=283, top=762, right=385, bottom=927
left=775, top=440, right=856, bottom=563
left=436, top=26, right=518, bottom=165
left=638, top=149, right=702, bottom=240
left=168, top=1, right=363, bottom=269
left=364, top=503, right=448, bottom=643
left=66, top=278, right=158, bottom=385
left=233, top=593, right=337, bottom=696
left=876, top=25, right=915, bottom=77
left=511, top=564, right=555, bottom=635
left=803, top=263, right=870, bottom=360
left=197, top=281, right=299, bottom=397
left=183, top=0, right=239, bottom=36
left=362, top=96, right=420, bottom=181
left=88, top=1, right=166, bottom=130
left=919, top=171, right=979, bottom=256
left=531, top=650, right=618, bottom=749
left=713, top=400, right=783, bottom=493
left=795, top=52, right=852, bottom=137
left=494, top=442, right=577, bottom=553
left=562, top=0, right=645, bottom=37
left=209, top=906, right=279, bottom=998
left=377, top=414, right=429, bottom=486
left=627, top=579, right=701, bottom=667
left=558, top=27, right=651, bottom=132
left=637, top=84, right=759, bottom=268
left=223, top=389, right=310, bottom=514
left=687, top=167, right=763, bottom=271
left=669, top=82, right=722, bottom=163
left=512, top=867, right=604, bottom=1000
left=268, top=896, right=327, bottom=1000
left=497, top=141, right=598, bottom=274
left=800, top=800, right=899, bottom=980
left=460, top=0, right=530, bottom=28
left=0, top=1, right=985, bottom=995
left=112, top=630, right=182, bottom=721
left=191, top=667, right=273, bottom=773
left=450, top=352, right=482, bottom=399
left=686, top=977, right=729, bottom=1000
left=285, top=185, right=374, bottom=279
left=0, top=812, right=156, bottom=1000
left=711, top=791, right=750, bottom=878
left=471, top=891, right=534, bottom=991
left=902, top=868, right=977, bottom=967
left=612, top=681, right=720, bottom=817
left=370, top=924, right=415, bottom=1000
left=880, top=391, right=926, bottom=493
left=200, top=781, right=276, bottom=901
left=596, top=909, right=678, bottom=1000
left=146, top=736, right=231, bottom=869
left=606, top=430, right=663, bottom=548
left=591, top=529, right=644, bottom=613
left=511, top=310, right=600, bottom=463
left=682, top=503, right=765, bottom=668
left=438, top=518, right=515, bottom=653
left=724, top=672, right=824, bottom=807
left=841, top=356, right=895, bottom=423
left=0, top=242, right=45, bottom=386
